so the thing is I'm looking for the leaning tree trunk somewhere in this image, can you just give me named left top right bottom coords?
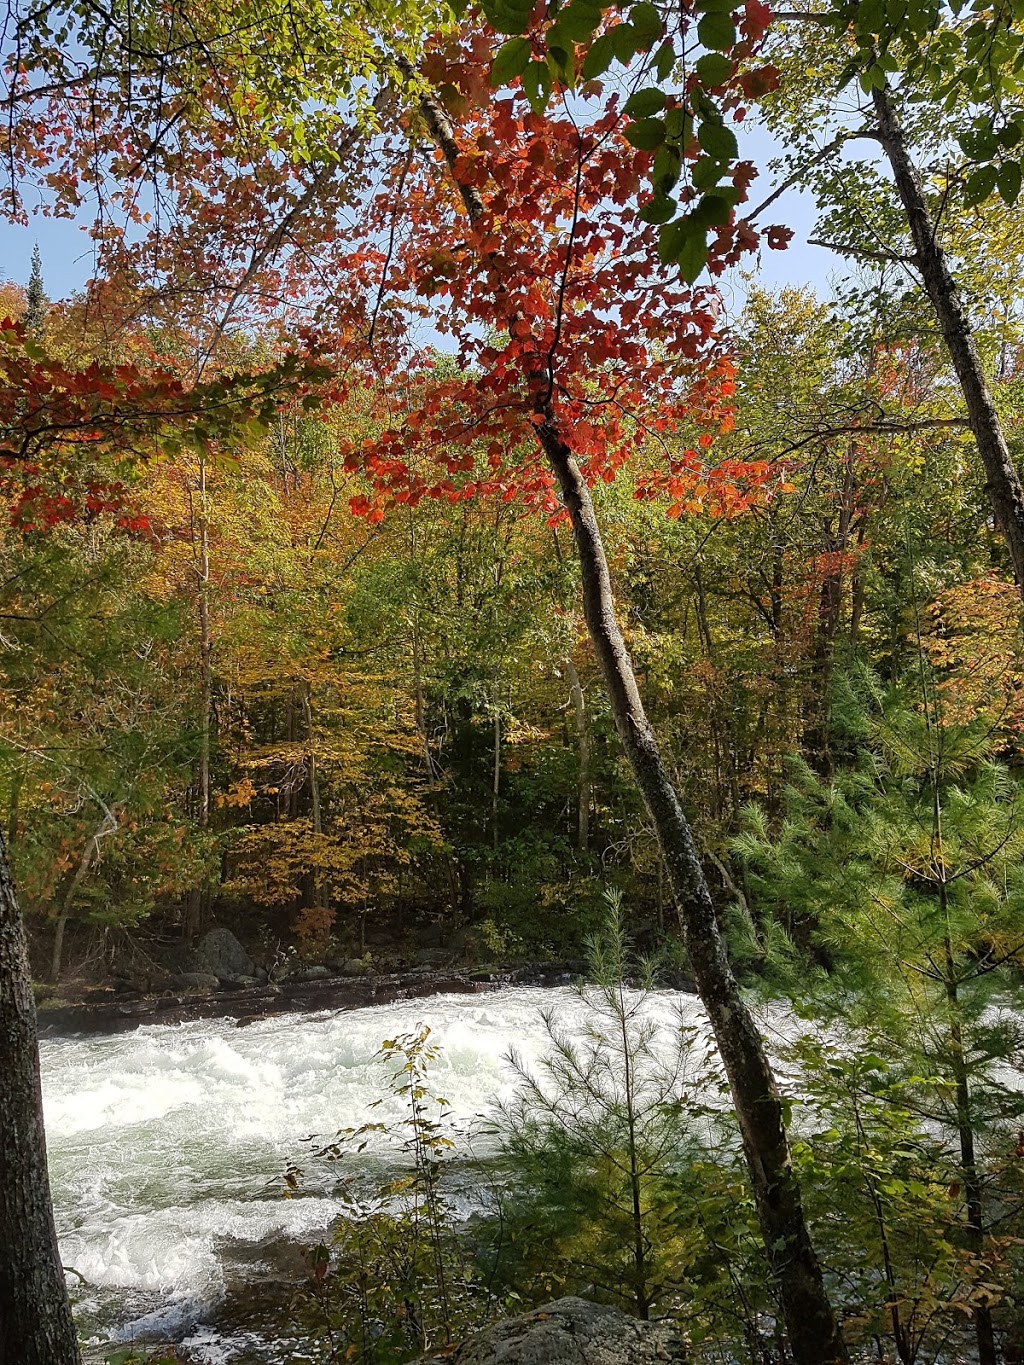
left=537, top=419, right=848, bottom=1365
left=0, top=830, right=81, bottom=1365
left=412, top=76, right=846, bottom=1365
left=873, top=82, right=1024, bottom=592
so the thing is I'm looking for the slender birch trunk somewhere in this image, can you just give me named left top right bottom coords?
left=49, top=805, right=118, bottom=984
left=565, top=657, right=590, bottom=852
left=186, top=453, right=213, bottom=942
left=301, top=682, right=327, bottom=912
left=873, top=82, right=1024, bottom=592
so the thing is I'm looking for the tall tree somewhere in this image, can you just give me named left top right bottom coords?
left=340, top=41, right=846, bottom=1361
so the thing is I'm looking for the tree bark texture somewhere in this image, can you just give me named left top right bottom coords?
left=0, top=830, right=81, bottom=1365
left=873, top=82, right=1024, bottom=592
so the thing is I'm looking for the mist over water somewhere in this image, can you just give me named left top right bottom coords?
left=40, top=987, right=712, bottom=1362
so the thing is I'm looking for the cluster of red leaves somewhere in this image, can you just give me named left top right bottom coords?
left=338, top=32, right=789, bottom=523
left=0, top=320, right=196, bottom=459
left=0, top=318, right=330, bottom=531
left=4, top=471, right=144, bottom=535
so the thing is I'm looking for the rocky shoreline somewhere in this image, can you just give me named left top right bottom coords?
left=38, top=957, right=699, bottom=1038
left=36, top=960, right=601, bottom=1037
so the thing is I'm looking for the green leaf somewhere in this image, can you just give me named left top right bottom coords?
left=676, top=223, right=709, bottom=282
left=653, top=39, right=675, bottom=80
left=581, top=30, right=617, bottom=77
left=697, top=10, right=736, bottom=49
left=612, top=21, right=639, bottom=62
left=695, top=52, right=733, bottom=85
left=652, top=142, right=682, bottom=191
left=522, top=59, right=553, bottom=110
left=664, top=104, right=687, bottom=139
left=624, top=86, right=667, bottom=117
left=697, top=119, right=738, bottom=160
left=965, top=163, right=998, bottom=203
left=629, top=1, right=664, bottom=45
left=547, top=28, right=576, bottom=82
left=959, top=127, right=1001, bottom=160
left=624, top=117, right=667, bottom=149
left=997, top=159, right=1022, bottom=203
left=491, top=37, right=533, bottom=86
left=556, top=2, right=605, bottom=40
left=484, top=0, right=536, bottom=33
left=691, top=154, right=724, bottom=189
left=639, top=192, right=677, bottom=222
left=657, top=217, right=690, bottom=264
left=690, top=191, right=733, bottom=226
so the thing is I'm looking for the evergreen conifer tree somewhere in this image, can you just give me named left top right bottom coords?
left=733, top=668, right=1024, bottom=1362
left=24, top=247, right=46, bottom=335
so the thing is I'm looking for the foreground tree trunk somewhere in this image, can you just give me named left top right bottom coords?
left=873, top=82, right=1024, bottom=593
left=0, top=831, right=81, bottom=1365
left=412, top=79, right=847, bottom=1365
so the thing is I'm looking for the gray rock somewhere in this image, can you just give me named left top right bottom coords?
left=434, top=1298, right=685, bottom=1365
left=178, top=972, right=221, bottom=991
left=293, top=964, right=332, bottom=981
left=217, top=973, right=260, bottom=990
left=194, top=926, right=254, bottom=981
left=335, top=957, right=369, bottom=976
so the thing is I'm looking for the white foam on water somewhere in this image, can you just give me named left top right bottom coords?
left=42, top=985, right=717, bottom=1359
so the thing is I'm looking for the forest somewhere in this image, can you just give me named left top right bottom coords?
left=2, top=0, right=1024, bottom=1360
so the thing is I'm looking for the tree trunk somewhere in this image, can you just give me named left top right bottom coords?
left=413, top=77, right=846, bottom=1364
left=873, top=82, right=1024, bottom=592
left=537, top=419, right=848, bottom=1365
left=186, top=452, right=213, bottom=942
left=943, top=933, right=997, bottom=1365
left=301, top=682, right=328, bottom=912
left=491, top=687, right=501, bottom=852
left=0, top=830, right=81, bottom=1365
left=49, top=911, right=68, bottom=987
left=50, top=805, right=118, bottom=984
left=564, top=657, right=590, bottom=852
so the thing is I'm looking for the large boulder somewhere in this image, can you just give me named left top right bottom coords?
left=194, top=927, right=254, bottom=983
left=433, top=1299, right=685, bottom=1365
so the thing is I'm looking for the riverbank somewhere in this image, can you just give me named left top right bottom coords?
left=38, top=960, right=700, bottom=1037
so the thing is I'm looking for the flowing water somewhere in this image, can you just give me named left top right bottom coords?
left=40, top=986, right=718, bottom=1364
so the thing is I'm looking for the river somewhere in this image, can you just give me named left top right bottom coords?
left=40, top=985, right=718, bottom=1364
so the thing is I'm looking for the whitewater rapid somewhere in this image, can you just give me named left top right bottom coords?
left=40, top=985, right=722, bottom=1362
